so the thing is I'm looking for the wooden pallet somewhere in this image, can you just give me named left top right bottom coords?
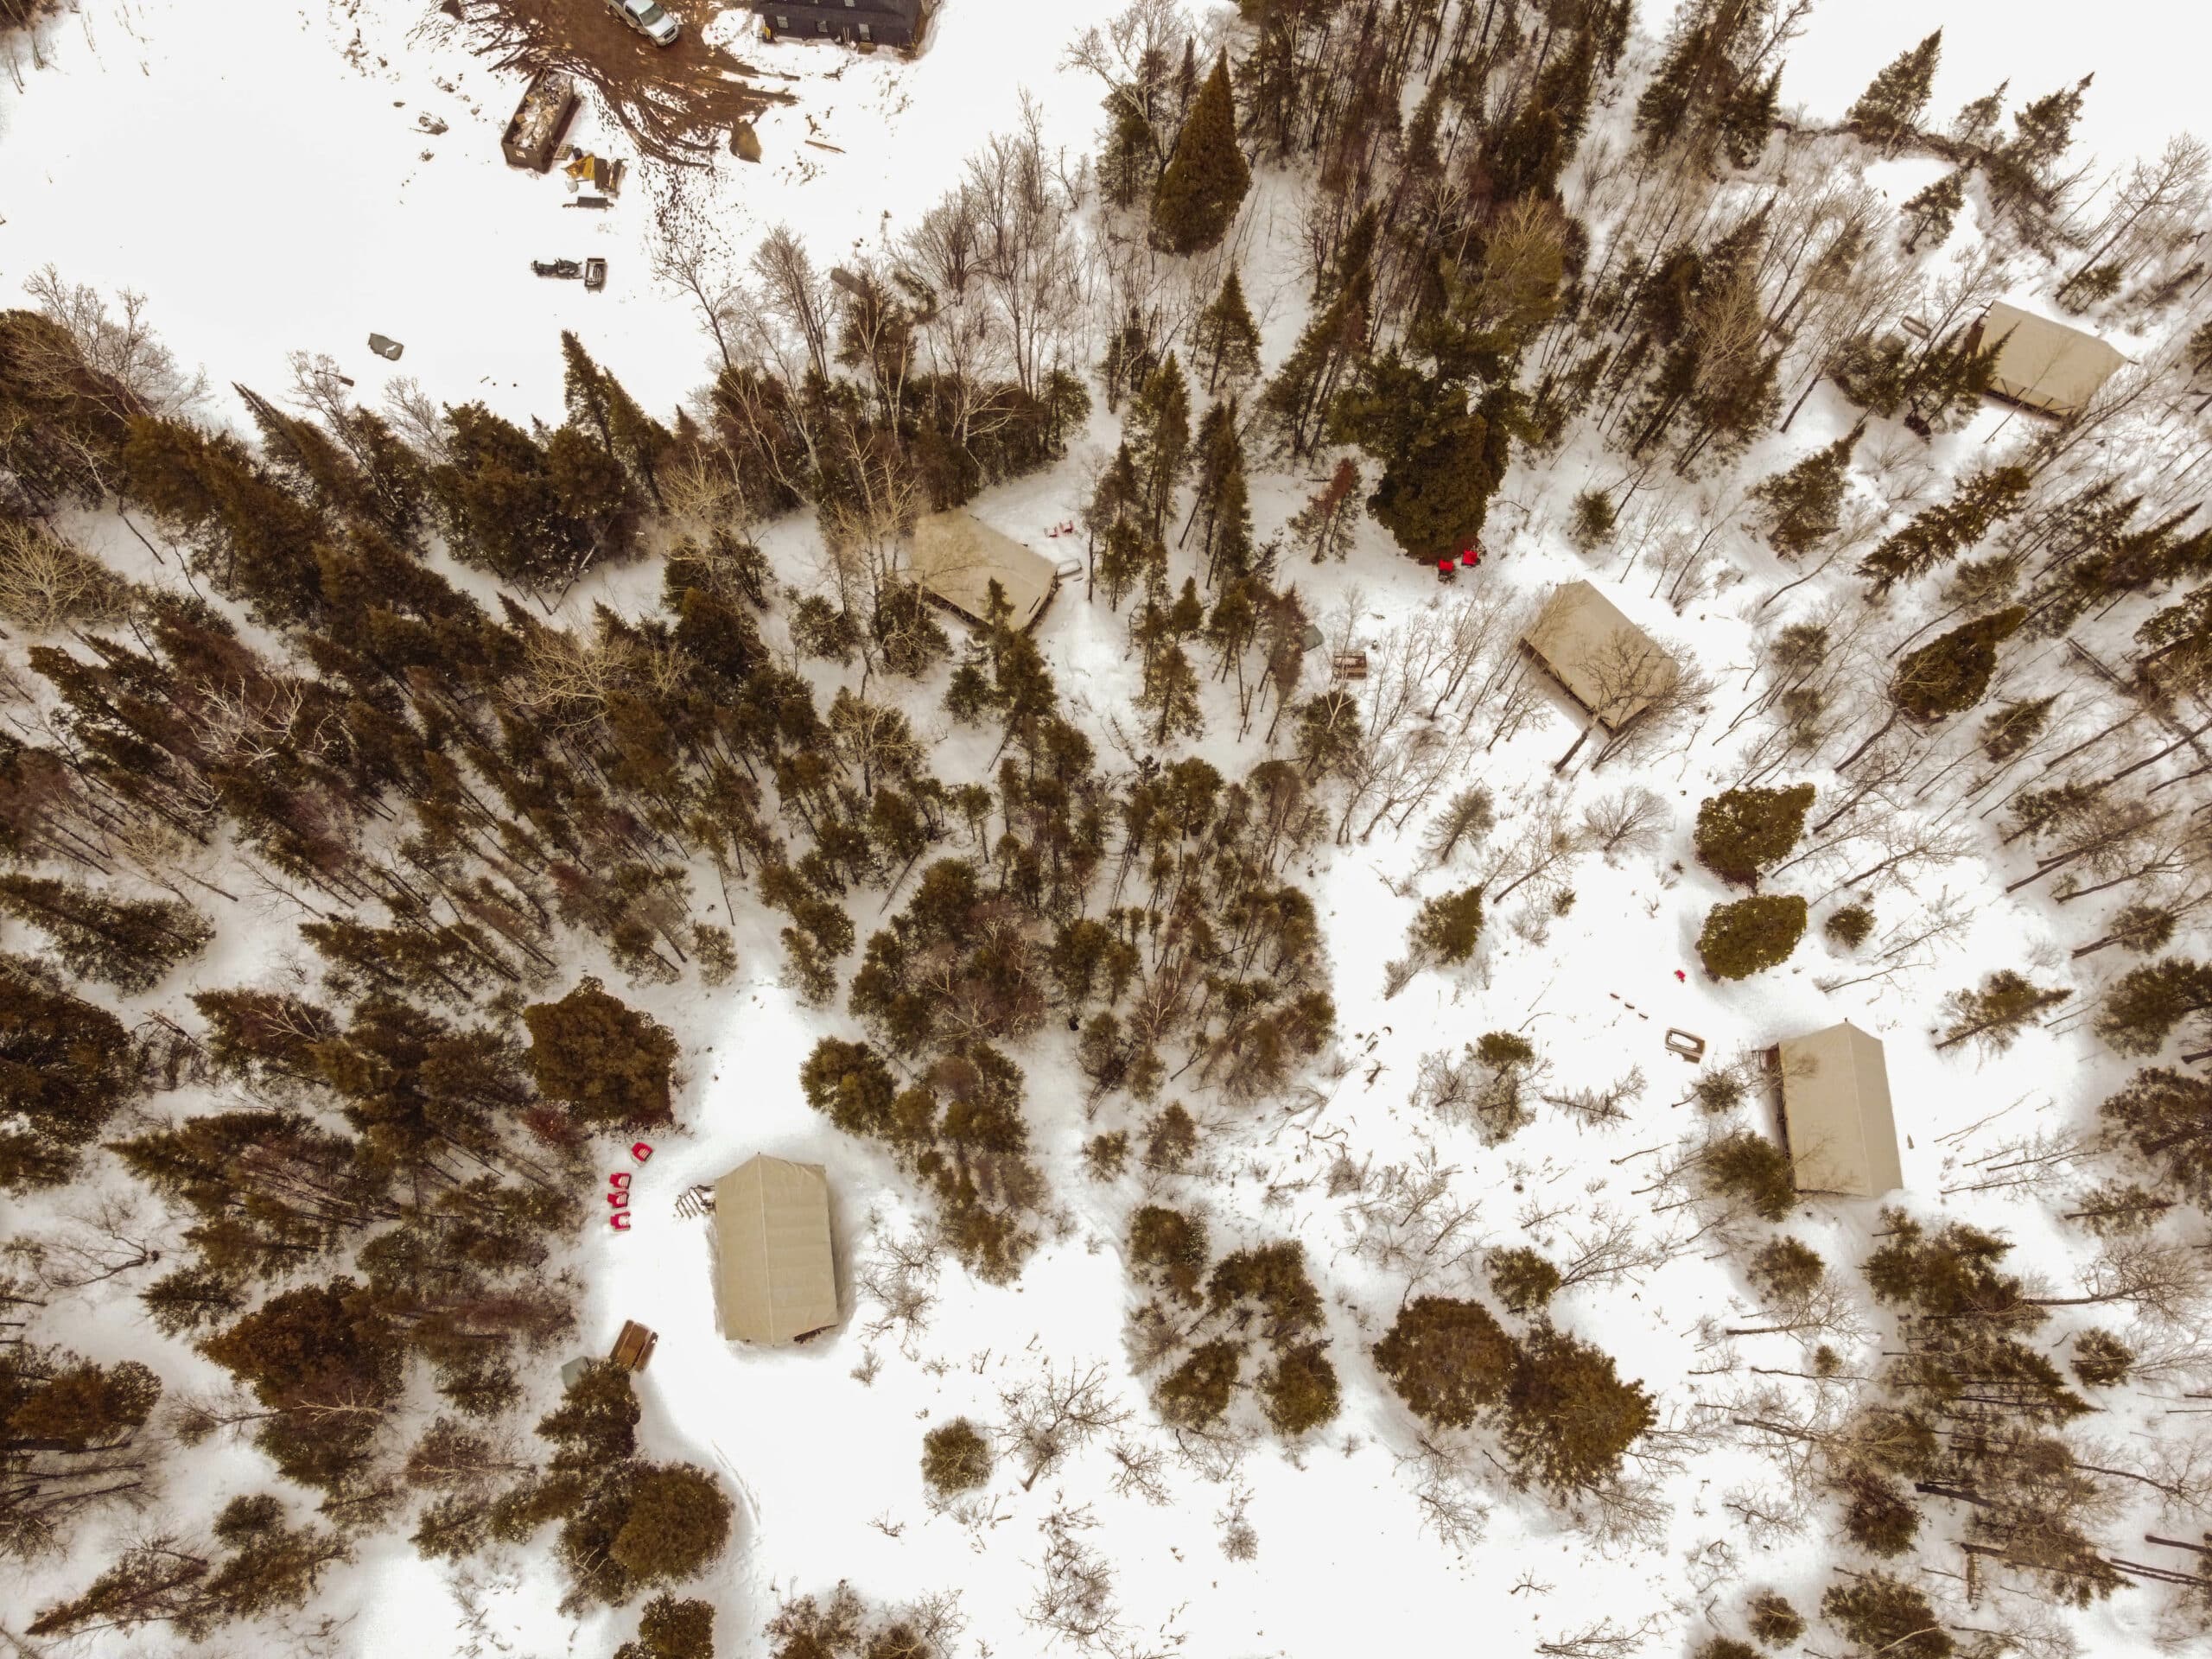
left=609, top=1319, right=658, bottom=1372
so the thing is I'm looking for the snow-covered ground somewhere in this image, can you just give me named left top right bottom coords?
left=6, top=3, right=2212, bottom=1657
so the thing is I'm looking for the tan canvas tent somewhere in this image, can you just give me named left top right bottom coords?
left=711, top=1154, right=840, bottom=1345
left=907, top=511, right=1058, bottom=632
left=1976, top=302, right=2127, bottom=418
left=1773, top=1020, right=1903, bottom=1198
left=1520, top=579, right=1679, bottom=732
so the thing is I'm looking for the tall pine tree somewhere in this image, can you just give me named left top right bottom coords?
left=1150, top=57, right=1251, bottom=256
left=1847, top=32, right=1941, bottom=154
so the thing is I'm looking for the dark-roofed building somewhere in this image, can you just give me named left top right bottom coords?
left=755, top=0, right=925, bottom=48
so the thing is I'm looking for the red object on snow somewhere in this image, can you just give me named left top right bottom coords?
left=607, top=1189, right=629, bottom=1210
left=631, top=1141, right=654, bottom=1163
left=610, top=1211, right=632, bottom=1231
left=1460, top=550, right=1479, bottom=567
left=609, top=1171, right=632, bottom=1191
left=1674, top=969, right=1687, bottom=982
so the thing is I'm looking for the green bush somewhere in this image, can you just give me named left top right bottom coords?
left=1698, top=895, right=1808, bottom=981
left=1694, top=784, right=1815, bottom=886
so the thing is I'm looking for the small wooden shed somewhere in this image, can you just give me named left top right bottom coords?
left=1770, top=1020, right=1904, bottom=1198
left=711, top=1154, right=841, bottom=1346
left=501, top=71, right=579, bottom=172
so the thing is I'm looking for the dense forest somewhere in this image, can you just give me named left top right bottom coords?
left=6, top=1, right=2212, bottom=1656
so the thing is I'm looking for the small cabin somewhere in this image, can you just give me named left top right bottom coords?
left=1972, top=302, right=2127, bottom=420
left=710, top=1154, right=841, bottom=1346
left=906, top=511, right=1059, bottom=632
left=1520, top=579, right=1679, bottom=733
left=755, top=0, right=925, bottom=48
left=1768, top=1020, right=1904, bottom=1198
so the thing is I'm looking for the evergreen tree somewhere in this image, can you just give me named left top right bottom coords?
left=1981, top=694, right=2056, bottom=761
left=1820, top=1573, right=1953, bottom=1659
left=1409, top=886, right=1485, bottom=965
left=1890, top=606, right=2025, bottom=722
left=0, top=874, right=213, bottom=995
left=1155, top=1338, right=1242, bottom=1429
left=2098, top=1065, right=2212, bottom=1204
left=1900, top=168, right=1967, bottom=251
left=1749, top=427, right=1857, bottom=558
left=1287, top=457, right=1362, bottom=563
left=1847, top=32, right=1942, bottom=153
left=1260, top=268, right=1370, bottom=460
left=523, top=977, right=679, bottom=1129
left=1697, top=894, right=1808, bottom=980
left=0, top=957, right=139, bottom=1189
left=1703, top=1128, right=1796, bottom=1221
left=2071, top=1328, right=2134, bottom=1388
left=1498, top=1325, right=1656, bottom=1498
left=1192, top=267, right=1262, bottom=392
left=1950, top=80, right=2009, bottom=149
left=616, top=1597, right=716, bottom=1659
left=1744, top=1591, right=1804, bottom=1647
left=199, top=1280, right=405, bottom=1490
left=1634, top=0, right=1790, bottom=169
left=1694, top=784, right=1815, bottom=887
left=1149, top=57, right=1251, bottom=257
left=29, top=1492, right=348, bottom=1640
left=1487, top=1247, right=1561, bottom=1315
left=1330, top=357, right=1507, bottom=560
left=1859, top=466, right=2032, bottom=594
left=1125, top=355, right=1192, bottom=541
left=1372, top=1297, right=1517, bottom=1429
left=1934, top=970, right=2069, bottom=1053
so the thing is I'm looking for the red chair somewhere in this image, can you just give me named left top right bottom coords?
left=631, top=1141, right=654, bottom=1164
left=1460, top=550, right=1479, bottom=567
left=607, top=1188, right=630, bottom=1210
left=609, top=1171, right=632, bottom=1191
left=610, top=1211, right=632, bottom=1231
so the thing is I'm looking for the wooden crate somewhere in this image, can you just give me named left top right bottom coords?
left=608, top=1319, right=658, bottom=1372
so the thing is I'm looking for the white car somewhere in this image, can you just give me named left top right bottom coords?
left=607, top=0, right=679, bottom=46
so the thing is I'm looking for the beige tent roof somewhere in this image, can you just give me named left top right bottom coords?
left=1776, top=1020, right=1903, bottom=1198
left=1520, top=579, right=1679, bottom=731
left=1978, top=302, right=2127, bottom=418
left=712, top=1154, right=840, bottom=1346
left=907, top=511, right=1058, bottom=632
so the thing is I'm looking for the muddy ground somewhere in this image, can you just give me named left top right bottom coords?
left=441, top=0, right=796, bottom=165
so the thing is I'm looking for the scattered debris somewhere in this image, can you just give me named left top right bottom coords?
left=733, top=119, right=763, bottom=162
left=416, top=111, right=449, bottom=135
left=500, top=69, right=578, bottom=172
left=804, top=137, right=845, bottom=153
left=531, top=257, right=583, bottom=279
left=564, top=194, right=613, bottom=209
left=365, top=334, right=404, bottom=361
left=1331, top=651, right=1370, bottom=681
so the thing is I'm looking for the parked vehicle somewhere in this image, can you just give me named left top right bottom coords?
left=607, top=0, right=679, bottom=45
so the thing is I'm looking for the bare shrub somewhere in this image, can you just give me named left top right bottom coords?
left=0, top=521, right=134, bottom=631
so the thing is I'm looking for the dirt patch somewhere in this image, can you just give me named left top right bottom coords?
left=444, top=0, right=796, bottom=167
